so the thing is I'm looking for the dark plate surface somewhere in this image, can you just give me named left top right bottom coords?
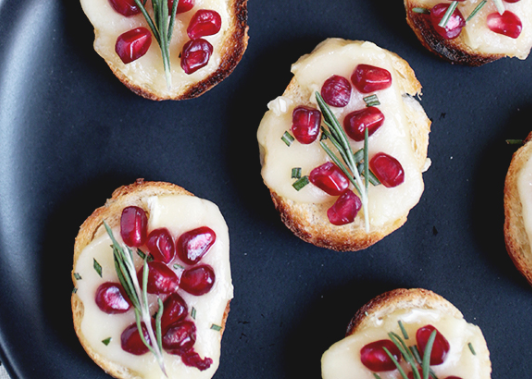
left=1, top=0, right=531, bottom=378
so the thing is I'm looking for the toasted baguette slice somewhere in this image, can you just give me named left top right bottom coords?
left=80, top=0, right=248, bottom=100
left=72, top=179, right=232, bottom=379
left=405, top=0, right=532, bottom=66
left=257, top=38, right=431, bottom=252
left=322, top=288, right=491, bottom=379
left=504, top=132, right=532, bottom=286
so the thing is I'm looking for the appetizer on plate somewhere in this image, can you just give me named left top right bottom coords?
left=71, top=179, right=232, bottom=379
left=257, top=38, right=431, bottom=251
left=405, top=0, right=532, bottom=65
left=322, top=288, right=491, bottom=379
left=80, top=0, right=249, bottom=100
left=504, top=132, right=532, bottom=286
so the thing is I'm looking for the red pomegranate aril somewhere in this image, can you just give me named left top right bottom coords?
left=121, top=322, right=150, bottom=355
left=115, top=28, right=152, bottom=65
left=430, top=3, right=466, bottom=39
left=416, top=324, right=451, bottom=365
left=291, top=106, right=321, bottom=144
left=343, top=106, right=385, bottom=142
left=351, top=64, right=392, bottom=93
left=187, top=9, right=222, bottom=40
left=370, top=153, right=404, bottom=188
left=138, top=261, right=179, bottom=294
left=321, top=75, right=351, bottom=108
left=180, top=349, right=213, bottom=371
left=161, top=293, right=188, bottom=331
left=181, top=38, right=213, bottom=74
left=309, top=162, right=349, bottom=196
left=162, top=320, right=197, bottom=354
left=327, top=190, right=362, bottom=226
left=168, top=0, right=195, bottom=15
left=444, top=377, right=463, bottom=379
left=487, top=11, right=522, bottom=39
left=180, top=264, right=215, bottom=295
left=120, top=206, right=148, bottom=247
left=146, top=228, right=175, bottom=264
left=95, top=282, right=132, bottom=314
left=504, top=0, right=520, bottom=2
left=176, top=226, right=216, bottom=265
left=109, top=0, right=140, bottom=16
left=360, top=339, right=402, bottom=372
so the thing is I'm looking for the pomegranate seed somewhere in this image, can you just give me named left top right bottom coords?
left=168, top=0, right=195, bottom=15
left=95, top=282, right=132, bottom=314
left=504, top=0, right=520, bottom=2
left=146, top=228, right=175, bottom=264
left=444, top=377, right=463, bottom=379
left=180, top=265, right=215, bottom=295
left=416, top=325, right=450, bottom=365
left=487, top=11, right=522, bottom=39
left=429, top=3, right=466, bottom=39
left=343, top=106, right=385, bottom=142
left=176, top=227, right=216, bottom=265
left=309, top=162, right=349, bottom=196
left=181, top=38, right=213, bottom=74
left=108, top=0, right=140, bottom=16
left=138, top=261, right=179, bottom=294
left=321, top=75, right=351, bottom=108
left=327, top=190, right=362, bottom=226
left=161, top=293, right=188, bottom=332
left=115, top=28, right=152, bottom=64
left=370, top=153, right=404, bottom=188
left=120, top=206, right=148, bottom=247
left=187, top=9, right=222, bottom=40
left=351, top=64, right=392, bottom=93
left=291, top=106, right=321, bottom=144
left=360, top=339, right=402, bottom=372
left=180, top=350, right=213, bottom=371
left=162, top=320, right=197, bottom=354
left=121, top=322, right=150, bottom=355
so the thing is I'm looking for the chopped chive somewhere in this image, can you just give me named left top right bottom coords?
left=291, top=167, right=302, bottom=179
left=398, top=320, right=409, bottom=339
left=72, top=287, right=78, bottom=294
left=102, top=337, right=112, bottom=346
left=373, top=374, right=383, bottom=379
left=210, top=324, right=222, bottom=332
left=292, top=176, right=309, bottom=191
left=282, top=131, right=295, bottom=146
left=173, top=263, right=184, bottom=270
left=468, top=342, right=476, bottom=355
left=364, top=94, right=380, bottom=107
left=466, top=0, right=486, bottom=21
left=93, top=259, right=103, bottom=277
left=191, top=307, right=197, bottom=320
left=74, top=273, right=82, bottom=280
left=506, top=139, right=524, bottom=145
left=412, top=7, right=430, bottom=14
left=438, top=1, right=458, bottom=28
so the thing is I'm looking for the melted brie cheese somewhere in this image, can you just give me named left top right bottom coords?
left=74, top=194, right=233, bottom=379
left=80, top=0, right=229, bottom=97
left=414, top=0, right=532, bottom=58
left=257, top=39, right=426, bottom=228
left=516, top=153, right=532, bottom=248
left=321, top=308, right=490, bottom=379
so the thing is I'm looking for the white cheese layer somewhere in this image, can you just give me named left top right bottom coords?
left=414, top=0, right=532, bottom=58
left=80, top=0, right=229, bottom=97
left=517, top=152, right=532, bottom=248
left=74, top=194, right=233, bottom=379
left=257, top=39, right=426, bottom=228
left=321, top=308, right=490, bottom=379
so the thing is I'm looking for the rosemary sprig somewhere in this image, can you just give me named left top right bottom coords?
left=315, top=92, right=370, bottom=231
left=103, top=221, right=167, bottom=377
left=438, top=1, right=459, bottom=28
left=386, top=329, right=437, bottom=379
left=492, top=0, right=505, bottom=14
left=133, top=0, right=179, bottom=87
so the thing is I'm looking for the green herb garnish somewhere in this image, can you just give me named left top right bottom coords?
left=492, top=0, right=505, bottom=14
left=468, top=342, right=476, bottom=355
left=438, top=1, right=459, bottom=28
left=93, top=259, right=103, bottom=277
left=210, top=324, right=222, bottom=331
left=74, top=272, right=82, bottom=280
left=191, top=307, right=197, bottom=320
left=292, top=176, right=309, bottom=191
left=398, top=320, right=409, bottom=339
left=412, top=7, right=430, bottom=14
left=133, top=0, right=180, bottom=87
left=466, top=0, right=487, bottom=21
left=291, top=167, right=302, bottom=179
left=282, top=131, right=295, bottom=146
left=102, top=337, right=112, bottom=346
left=386, top=330, right=437, bottom=379
left=364, top=94, right=380, bottom=107
left=104, top=221, right=167, bottom=377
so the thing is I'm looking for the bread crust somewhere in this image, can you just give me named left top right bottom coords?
left=404, top=0, right=503, bottom=66
left=504, top=132, right=532, bottom=286
left=87, top=0, right=249, bottom=101
left=71, top=179, right=230, bottom=379
left=261, top=40, right=431, bottom=252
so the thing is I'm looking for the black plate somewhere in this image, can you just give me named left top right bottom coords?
left=1, top=0, right=531, bottom=378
